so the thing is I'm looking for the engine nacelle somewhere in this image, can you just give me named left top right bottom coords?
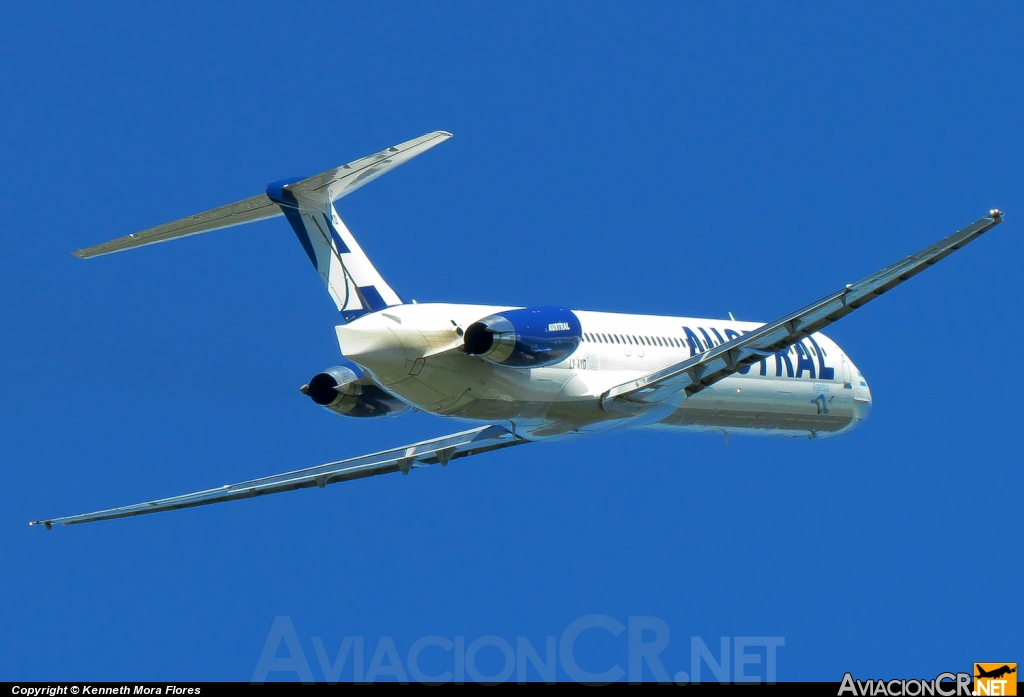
left=302, top=363, right=410, bottom=418
left=463, top=306, right=582, bottom=368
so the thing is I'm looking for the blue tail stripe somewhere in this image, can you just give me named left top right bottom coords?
left=323, top=214, right=351, bottom=254
left=358, top=286, right=388, bottom=312
left=266, top=179, right=320, bottom=270
left=280, top=206, right=318, bottom=269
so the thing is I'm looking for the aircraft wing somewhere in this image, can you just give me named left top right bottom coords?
left=30, top=425, right=522, bottom=529
left=602, top=210, right=1005, bottom=410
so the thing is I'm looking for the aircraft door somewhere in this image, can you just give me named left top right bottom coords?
left=841, top=355, right=853, bottom=388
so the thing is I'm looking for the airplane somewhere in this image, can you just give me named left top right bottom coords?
left=975, top=665, right=1016, bottom=680
left=30, top=131, right=1006, bottom=529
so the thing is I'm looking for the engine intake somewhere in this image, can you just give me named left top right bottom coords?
left=302, top=364, right=409, bottom=418
left=464, top=306, right=582, bottom=368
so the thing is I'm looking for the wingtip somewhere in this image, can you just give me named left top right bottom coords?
left=989, top=208, right=1004, bottom=221
left=71, top=250, right=88, bottom=259
left=29, top=520, right=53, bottom=530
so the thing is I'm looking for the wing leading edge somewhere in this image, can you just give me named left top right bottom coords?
left=602, top=210, right=1005, bottom=410
left=30, top=425, right=523, bottom=528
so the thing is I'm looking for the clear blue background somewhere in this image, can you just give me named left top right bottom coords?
left=2, top=2, right=1021, bottom=682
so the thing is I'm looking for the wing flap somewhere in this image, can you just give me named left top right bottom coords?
left=30, top=425, right=521, bottom=528
left=603, top=209, right=1005, bottom=407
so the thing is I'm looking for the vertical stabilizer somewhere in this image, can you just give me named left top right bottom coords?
left=265, top=182, right=403, bottom=321
left=266, top=131, right=451, bottom=322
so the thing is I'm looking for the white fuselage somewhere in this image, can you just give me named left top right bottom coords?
left=335, top=303, right=872, bottom=441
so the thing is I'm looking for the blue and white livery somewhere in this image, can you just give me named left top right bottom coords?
left=31, top=132, right=1006, bottom=528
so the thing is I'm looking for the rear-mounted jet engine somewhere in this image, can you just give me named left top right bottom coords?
left=463, top=306, right=582, bottom=368
left=301, top=363, right=410, bottom=418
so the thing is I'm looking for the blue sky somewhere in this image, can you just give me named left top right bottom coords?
left=2, top=2, right=1021, bottom=682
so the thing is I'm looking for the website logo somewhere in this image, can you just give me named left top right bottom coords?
left=974, top=663, right=1016, bottom=696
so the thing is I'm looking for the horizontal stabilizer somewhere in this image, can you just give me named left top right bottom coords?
left=286, top=130, right=451, bottom=203
left=72, top=131, right=452, bottom=259
left=73, top=193, right=281, bottom=259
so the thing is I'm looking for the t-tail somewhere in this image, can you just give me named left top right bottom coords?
left=73, top=131, right=452, bottom=323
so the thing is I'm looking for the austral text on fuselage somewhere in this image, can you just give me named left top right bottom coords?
left=682, top=326, right=836, bottom=380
